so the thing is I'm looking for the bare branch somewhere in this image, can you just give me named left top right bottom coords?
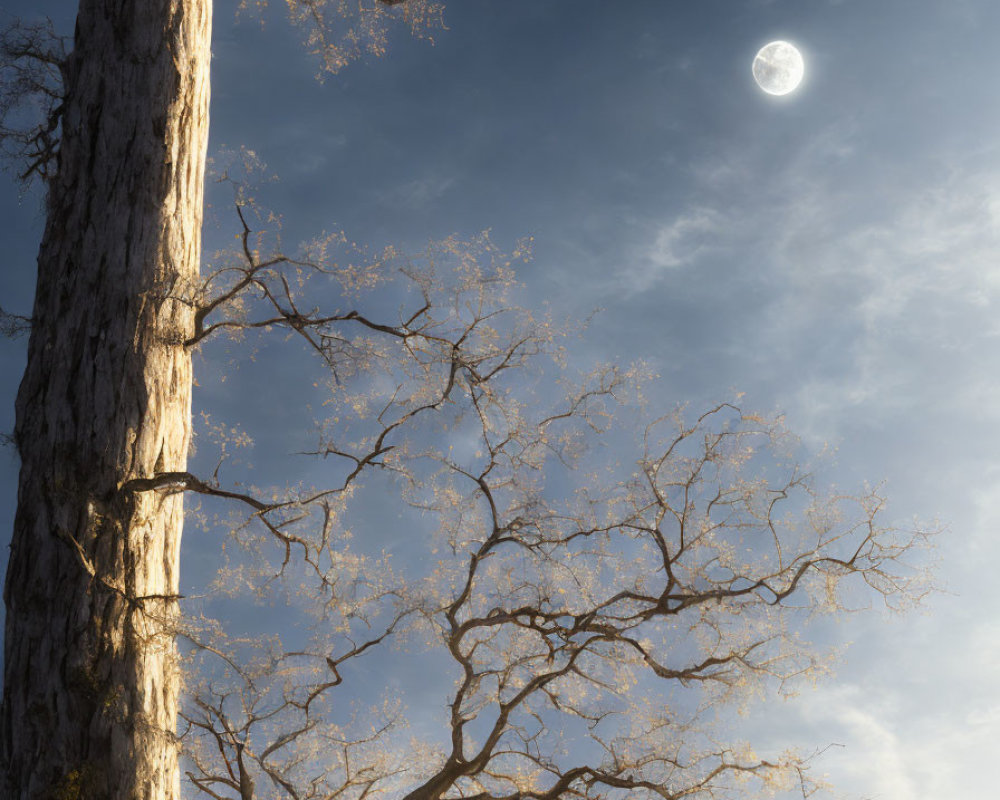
left=0, top=16, right=67, bottom=183
left=0, top=304, right=30, bottom=338
left=177, top=211, right=931, bottom=800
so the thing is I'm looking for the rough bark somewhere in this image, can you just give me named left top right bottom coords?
left=0, top=1, right=211, bottom=797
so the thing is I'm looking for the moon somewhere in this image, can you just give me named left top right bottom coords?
left=752, top=41, right=805, bottom=96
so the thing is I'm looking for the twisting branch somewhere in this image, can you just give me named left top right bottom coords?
left=386, top=396, right=932, bottom=800
left=0, top=304, right=31, bottom=338
left=0, top=16, right=67, bottom=182
left=172, top=202, right=931, bottom=800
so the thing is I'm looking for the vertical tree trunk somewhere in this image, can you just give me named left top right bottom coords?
left=0, top=1, right=211, bottom=797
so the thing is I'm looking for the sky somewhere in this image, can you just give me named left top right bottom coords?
left=2, top=1, right=1000, bottom=797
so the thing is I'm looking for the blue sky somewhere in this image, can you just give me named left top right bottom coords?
left=2, top=1, right=1000, bottom=797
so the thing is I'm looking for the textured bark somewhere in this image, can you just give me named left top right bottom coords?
left=0, top=1, right=211, bottom=797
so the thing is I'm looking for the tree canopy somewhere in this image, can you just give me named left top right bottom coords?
left=0, top=3, right=933, bottom=799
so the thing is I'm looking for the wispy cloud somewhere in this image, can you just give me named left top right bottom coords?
left=798, top=685, right=919, bottom=800
left=616, top=120, right=1000, bottom=445
left=378, top=173, right=457, bottom=209
left=767, top=159, right=1000, bottom=442
left=781, top=617, right=1000, bottom=800
left=618, top=206, right=728, bottom=294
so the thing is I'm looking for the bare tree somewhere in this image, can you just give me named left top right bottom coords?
left=0, top=1, right=438, bottom=797
left=147, top=206, right=930, bottom=800
left=0, top=3, right=930, bottom=800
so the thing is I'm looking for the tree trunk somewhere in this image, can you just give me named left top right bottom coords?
left=0, top=1, right=211, bottom=797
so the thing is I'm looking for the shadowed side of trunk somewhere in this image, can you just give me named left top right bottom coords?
left=0, top=1, right=211, bottom=797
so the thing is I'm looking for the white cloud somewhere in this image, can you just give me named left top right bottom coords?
left=731, top=144, right=1000, bottom=444
left=750, top=600, right=1000, bottom=800
left=598, top=132, right=1000, bottom=458
left=837, top=710, right=917, bottom=800
left=619, top=206, right=727, bottom=294
left=759, top=651, right=996, bottom=800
